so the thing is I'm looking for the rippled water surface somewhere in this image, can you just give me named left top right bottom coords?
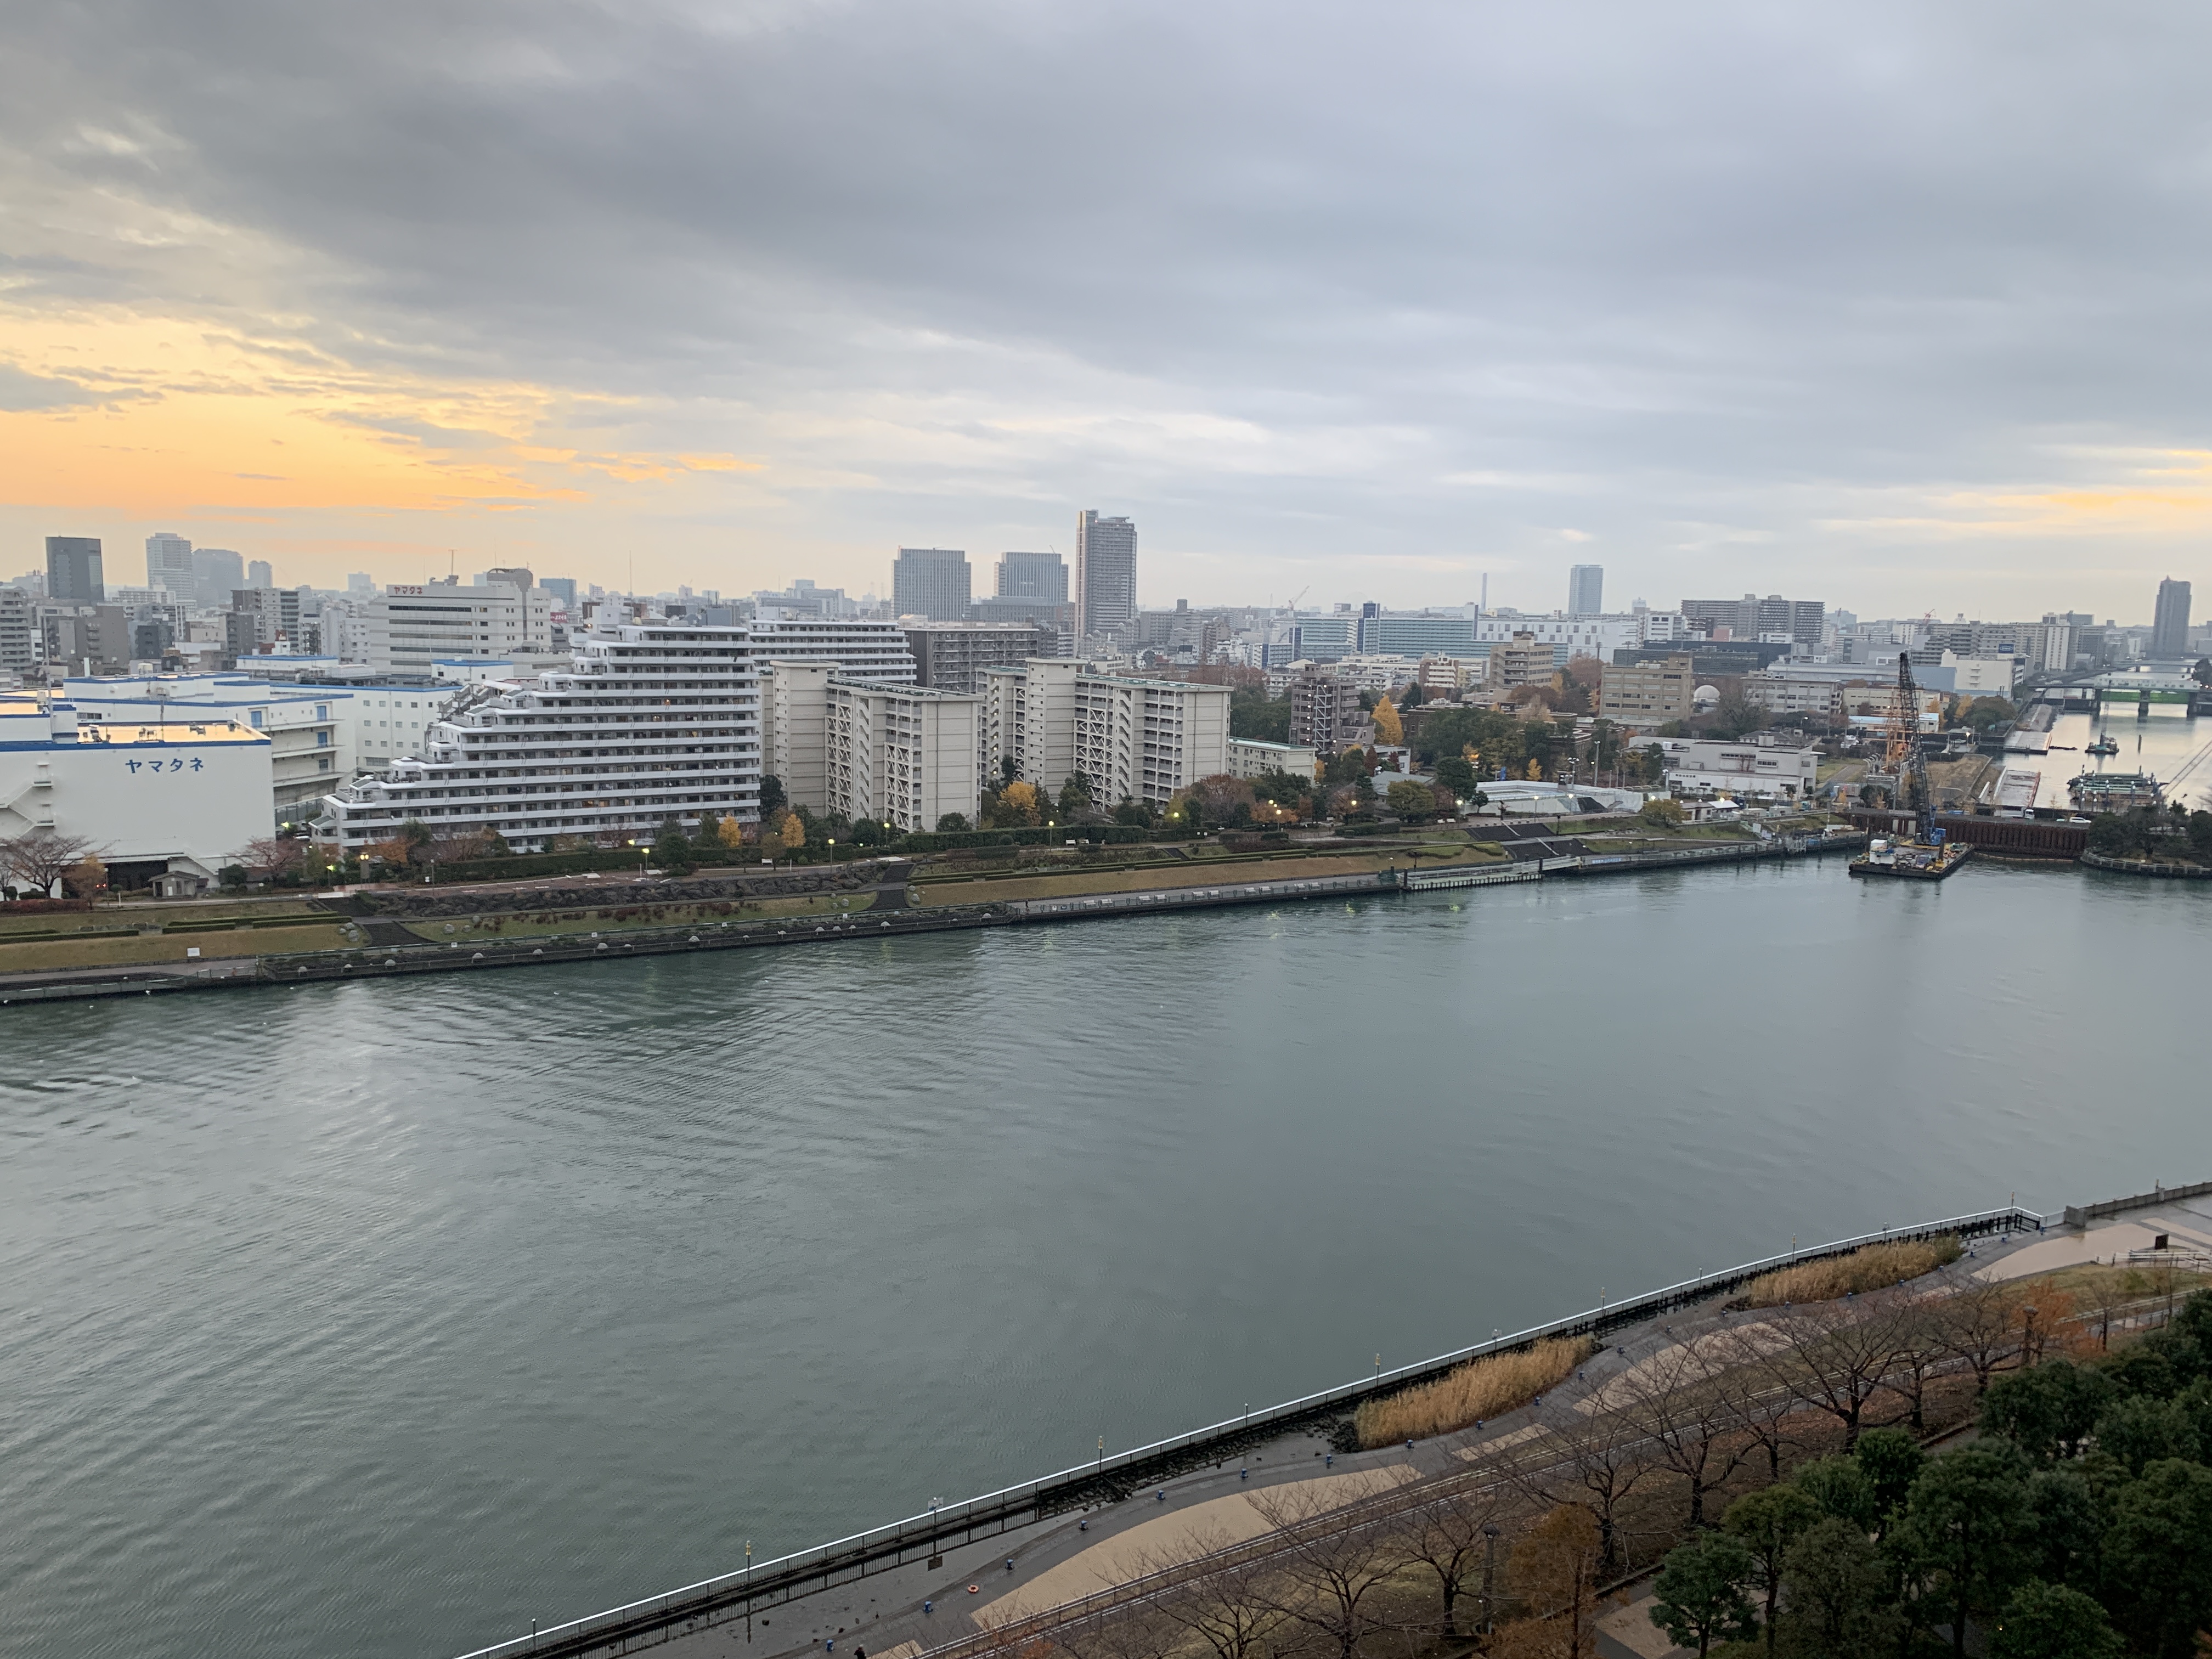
left=2, top=859, right=2205, bottom=1658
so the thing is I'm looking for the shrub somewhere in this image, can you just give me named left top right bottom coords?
left=1736, top=1234, right=1962, bottom=1308
left=1355, top=1336, right=1593, bottom=1448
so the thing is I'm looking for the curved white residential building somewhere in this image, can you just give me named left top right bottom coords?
left=313, top=621, right=760, bottom=853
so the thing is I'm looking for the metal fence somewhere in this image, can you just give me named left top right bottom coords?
left=448, top=1203, right=2044, bottom=1659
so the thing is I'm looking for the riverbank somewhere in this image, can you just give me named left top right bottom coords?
left=0, top=830, right=1862, bottom=1006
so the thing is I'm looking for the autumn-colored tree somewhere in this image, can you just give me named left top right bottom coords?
left=1525, top=757, right=1544, bottom=781
left=1000, top=780, right=1042, bottom=824
left=240, top=836, right=308, bottom=878
left=779, top=811, right=806, bottom=850
left=717, top=814, right=748, bottom=849
left=1372, top=695, right=1404, bottom=746
left=61, top=853, right=108, bottom=898
left=1639, top=797, right=1686, bottom=828
left=1498, top=1505, right=1604, bottom=1657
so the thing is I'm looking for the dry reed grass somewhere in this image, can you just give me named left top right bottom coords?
left=1355, top=1336, right=1593, bottom=1449
left=1735, top=1234, right=1962, bottom=1310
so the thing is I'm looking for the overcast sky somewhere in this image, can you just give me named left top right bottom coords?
left=4, top=0, right=2208, bottom=618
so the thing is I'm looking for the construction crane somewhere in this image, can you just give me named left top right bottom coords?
left=1882, top=654, right=1936, bottom=842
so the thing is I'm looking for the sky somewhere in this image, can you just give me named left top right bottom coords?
left=4, top=1, right=2209, bottom=620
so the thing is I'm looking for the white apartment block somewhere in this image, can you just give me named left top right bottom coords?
left=315, top=621, right=759, bottom=853
left=744, top=615, right=916, bottom=682
left=983, top=660, right=1229, bottom=805
left=759, top=660, right=832, bottom=812
left=65, top=673, right=356, bottom=825
left=825, top=678, right=979, bottom=832
left=369, top=579, right=552, bottom=674
left=1228, top=737, right=1319, bottom=780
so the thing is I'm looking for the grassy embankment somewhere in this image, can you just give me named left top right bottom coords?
left=1355, top=1336, right=1595, bottom=1449
left=386, top=893, right=857, bottom=944
left=0, top=899, right=351, bottom=969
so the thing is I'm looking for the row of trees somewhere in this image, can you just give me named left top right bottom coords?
left=947, top=1266, right=2203, bottom=1659
left=2087, top=805, right=2212, bottom=862
left=0, top=828, right=108, bottom=899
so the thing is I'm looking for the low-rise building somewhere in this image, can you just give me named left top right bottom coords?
left=1598, top=654, right=1694, bottom=726
left=65, top=674, right=356, bottom=827
left=1656, top=735, right=1820, bottom=797
left=0, top=692, right=272, bottom=893
left=1486, top=631, right=1556, bottom=690
left=1227, top=737, right=1319, bottom=781
left=1741, top=673, right=1843, bottom=723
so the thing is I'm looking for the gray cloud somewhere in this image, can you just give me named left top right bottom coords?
left=5, top=0, right=2211, bottom=610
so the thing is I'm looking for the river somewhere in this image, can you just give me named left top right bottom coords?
left=2, top=857, right=2206, bottom=1658
left=1996, top=705, right=2212, bottom=809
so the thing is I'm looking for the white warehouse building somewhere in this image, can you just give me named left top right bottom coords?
left=64, top=673, right=356, bottom=826
left=0, top=692, right=274, bottom=894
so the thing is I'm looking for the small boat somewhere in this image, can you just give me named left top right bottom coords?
left=2087, top=735, right=2120, bottom=757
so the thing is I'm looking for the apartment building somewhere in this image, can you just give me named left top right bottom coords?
left=315, top=620, right=759, bottom=853
left=1228, top=738, right=1319, bottom=781
left=1598, top=654, right=1694, bottom=726
left=744, top=616, right=916, bottom=682
left=901, top=621, right=1057, bottom=693
left=1485, top=631, right=1557, bottom=690
left=981, top=659, right=1228, bottom=806
left=825, top=678, right=979, bottom=832
left=1288, top=670, right=1363, bottom=749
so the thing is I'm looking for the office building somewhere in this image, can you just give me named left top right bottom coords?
left=1075, top=511, right=1138, bottom=641
left=1598, top=654, right=1694, bottom=726
left=65, top=674, right=356, bottom=823
left=247, top=560, right=274, bottom=589
left=760, top=661, right=979, bottom=832
left=145, top=532, right=195, bottom=594
left=232, top=585, right=306, bottom=651
left=752, top=579, right=854, bottom=619
left=980, top=659, right=1229, bottom=807
left=2153, top=578, right=2193, bottom=661
left=315, top=619, right=760, bottom=853
left=46, top=536, right=104, bottom=605
left=901, top=621, right=1058, bottom=693
left=366, top=579, right=554, bottom=674
left=1681, top=594, right=1825, bottom=647
left=44, top=606, right=132, bottom=675
left=347, top=572, right=376, bottom=596
left=743, top=615, right=915, bottom=682
left=996, top=551, right=1068, bottom=602
left=1568, top=565, right=1604, bottom=618
left=193, top=547, right=245, bottom=608
left=0, top=691, right=273, bottom=895
left=540, top=576, right=578, bottom=612
left=891, top=548, right=972, bottom=622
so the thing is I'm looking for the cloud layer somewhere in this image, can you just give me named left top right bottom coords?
left=5, top=1, right=2210, bottom=613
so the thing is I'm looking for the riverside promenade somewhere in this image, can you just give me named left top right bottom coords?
left=435, top=1184, right=2187, bottom=1659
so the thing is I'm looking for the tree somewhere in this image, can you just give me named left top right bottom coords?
left=1386, top=778, right=1438, bottom=821
left=0, top=828, right=106, bottom=897
left=218, top=864, right=249, bottom=891
left=1961, top=696, right=2018, bottom=733
left=61, top=851, right=108, bottom=898
left=1503, top=1504, right=1603, bottom=1658
left=779, top=812, right=805, bottom=850
left=1058, top=772, right=1094, bottom=819
left=653, top=820, right=695, bottom=874
left=2096, top=1393, right=2200, bottom=1478
left=1638, top=796, right=1685, bottom=828
left=1795, top=1455, right=1881, bottom=1534
left=1383, top=1479, right=1511, bottom=1639
left=1000, top=780, right=1042, bottom=825
left=1988, top=1579, right=2124, bottom=1659
left=2102, top=1457, right=2212, bottom=1658
left=1435, top=754, right=1479, bottom=799
left=1229, top=687, right=1291, bottom=743
left=1149, top=1539, right=1288, bottom=1659
left=1512, top=1396, right=1654, bottom=1575
left=1112, top=798, right=1152, bottom=828
left=1937, top=1273, right=2028, bottom=1393
left=1753, top=1295, right=1908, bottom=1449
left=1321, top=748, right=1372, bottom=787
left=758, top=774, right=787, bottom=814
left=1248, top=1487, right=1409, bottom=1659
left=1372, top=695, right=1404, bottom=746
left=1779, top=1516, right=1887, bottom=1657
left=1852, top=1426, right=1925, bottom=1525
left=718, top=814, right=748, bottom=849
left=1711, top=687, right=1769, bottom=739
left=1982, top=1359, right=2117, bottom=1463
left=1895, top=1442, right=2039, bottom=1658
left=936, top=812, right=970, bottom=833
left=1001, top=754, right=1020, bottom=786
left=1649, top=1532, right=1757, bottom=1656
left=1613, top=1336, right=1750, bottom=1531
left=1723, top=1482, right=1818, bottom=1657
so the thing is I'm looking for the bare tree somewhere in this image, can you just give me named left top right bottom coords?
left=1610, top=1335, right=1753, bottom=1531
left=1881, top=1294, right=1951, bottom=1432
left=1507, top=1396, right=1656, bottom=1576
left=1748, top=1297, right=1904, bottom=1449
left=1387, top=1474, right=1517, bottom=1638
left=1047, top=1599, right=1181, bottom=1659
left=0, top=829, right=104, bottom=897
left=1249, top=1486, right=1412, bottom=1659
left=1707, top=1334, right=1803, bottom=1483
left=1147, top=1542, right=1290, bottom=1659
left=1932, top=1272, right=2025, bottom=1393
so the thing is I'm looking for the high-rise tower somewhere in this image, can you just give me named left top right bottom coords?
left=1075, top=510, right=1137, bottom=641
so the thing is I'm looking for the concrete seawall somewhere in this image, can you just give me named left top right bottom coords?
left=0, top=833, right=1864, bottom=1007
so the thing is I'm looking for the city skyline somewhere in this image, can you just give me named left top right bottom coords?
left=5, top=6, right=2212, bottom=618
